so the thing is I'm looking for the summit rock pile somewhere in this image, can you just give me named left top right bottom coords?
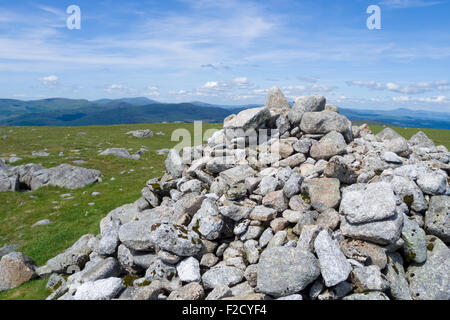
left=5, top=87, right=449, bottom=300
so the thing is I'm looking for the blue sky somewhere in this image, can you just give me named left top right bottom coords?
left=0, top=0, right=450, bottom=112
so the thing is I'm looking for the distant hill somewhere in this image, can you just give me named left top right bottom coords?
left=0, top=102, right=241, bottom=126
left=340, top=107, right=450, bottom=130
left=1, top=97, right=449, bottom=129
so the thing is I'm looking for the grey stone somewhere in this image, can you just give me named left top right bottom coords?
left=425, top=195, right=449, bottom=242
left=390, top=175, right=427, bottom=212
left=351, top=265, right=389, bottom=292
left=302, top=178, right=341, bottom=212
left=340, top=182, right=397, bottom=224
left=177, top=257, right=201, bottom=283
left=168, top=282, right=205, bottom=300
left=283, top=173, right=303, bottom=198
left=46, top=234, right=95, bottom=273
left=126, top=129, right=154, bottom=138
left=206, top=284, right=233, bottom=300
left=249, top=206, right=277, bottom=222
left=343, top=292, right=389, bottom=300
left=29, top=164, right=101, bottom=190
left=416, top=171, right=447, bottom=195
left=165, top=149, right=184, bottom=178
left=265, top=87, right=291, bottom=111
left=73, top=277, right=124, bottom=300
left=340, top=210, right=404, bottom=245
left=314, top=230, right=352, bottom=287
left=0, top=252, right=37, bottom=292
left=219, top=205, right=252, bottom=222
left=409, top=131, right=435, bottom=148
left=385, top=252, right=412, bottom=300
left=339, top=239, right=387, bottom=270
left=401, top=216, right=427, bottom=264
left=257, top=247, right=320, bottom=297
left=288, top=94, right=326, bottom=125
left=406, top=236, right=450, bottom=300
left=310, top=131, right=347, bottom=160
left=262, top=190, right=288, bottom=213
left=79, top=257, right=122, bottom=283
left=300, top=111, right=353, bottom=142
left=382, top=151, right=403, bottom=164
left=224, top=107, right=271, bottom=132
left=323, top=157, right=357, bottom=184
left=150, top=223, right=202, bottom=256
left=98, top=219, right=121, bottom=256
left=118, top=221, right=155, bottom=251
left=220, top=165, right=257, bottom=186
left=31, top=219, right=51, bottom=227
left=202, top=266, right=244, bottom=289
left=259, top=176, right=278, bottom=196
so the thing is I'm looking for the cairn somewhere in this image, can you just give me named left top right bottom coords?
left=18, top=87, right=449, bottom=300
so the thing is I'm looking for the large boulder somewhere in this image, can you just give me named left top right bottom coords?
left=310, top=131, right=347, bottom=160
left=339, top=182, right=397, bottom=224
left=0, top=252, right=37, bottom=291
left=224, top=107, right=271, bottom=133
left=300, top=111, right=353, bottom=142
left=149, top=223, right=202, bottom=256
left=288, top=94, right=326, bottom=125
left=314, top=230, right=352, bottom=287
left=265, top=87, right=291, bottom=112
left=30, top=164, right=101, bottom=190
left=301, top=178, right=341, bottom=212
left=340, top=211, right=404, bottom=245
left=257, top=247, right=320, bottom=297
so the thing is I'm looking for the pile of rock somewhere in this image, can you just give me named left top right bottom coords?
left=7, top=87, right=449, bottom=300
left=0, top=162, right=101, bottom=192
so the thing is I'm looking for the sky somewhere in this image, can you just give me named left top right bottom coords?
left=0, top=0, right=450, bottom=112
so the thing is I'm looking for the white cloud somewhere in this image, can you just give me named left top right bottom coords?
left=347, top=80, right=450, bottom=94
left=38, top=75, right=59, bottom=88
left=393, top=95, right=448, bottom=103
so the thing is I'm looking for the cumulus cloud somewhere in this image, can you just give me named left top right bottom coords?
left=347, top=80, right=450, bottom=94
left=38, top=75, right=59, bottom=88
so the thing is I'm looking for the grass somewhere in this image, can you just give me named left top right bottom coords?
left=0, top=122, right=220, bottom=300
left=0, top=122, right=449, bottom=300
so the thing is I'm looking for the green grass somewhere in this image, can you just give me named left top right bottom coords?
left=0, top=123, right=220, bottom=300
left=0, top=122, right=449, bottom=300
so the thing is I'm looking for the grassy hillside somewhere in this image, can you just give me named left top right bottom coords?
left=0, top=123, right=449, bottom=300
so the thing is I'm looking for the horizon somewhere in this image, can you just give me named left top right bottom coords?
left=3, top=95, right=450, bottom=115
left=1, top=0, right=450, bottom=112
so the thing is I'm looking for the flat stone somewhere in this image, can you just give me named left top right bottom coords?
left=257, top=247, right=320, bottom=297
left=202, top=266, right=244, bottom=289
left=340, top=182, right=397, bottom=224
left=73, top=277, right=124, bottom=300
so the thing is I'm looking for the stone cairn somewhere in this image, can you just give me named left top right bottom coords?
left=6, top=87, right=450, bottom=300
